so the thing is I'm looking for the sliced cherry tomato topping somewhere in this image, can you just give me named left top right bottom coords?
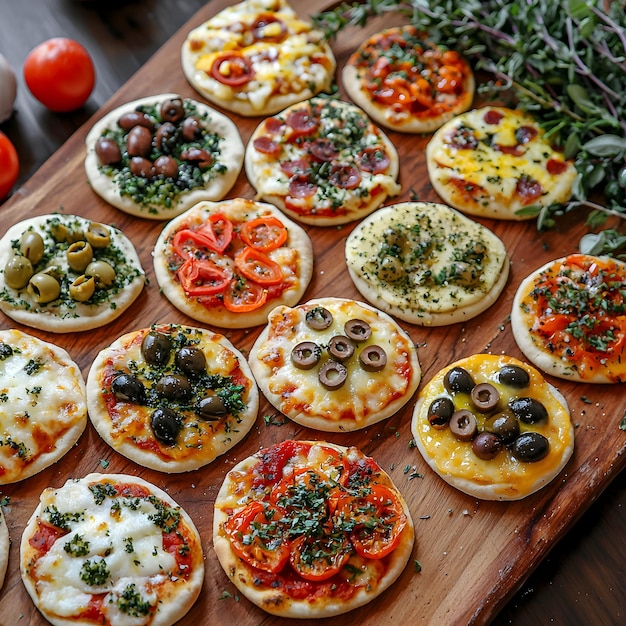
left=289, top=534, right=351, bottom=581
left=240, top=216, right=288, bottom=252
left=177, top=257, right=230, bottom=296
left=235, top=246, right=283, bottom=285
left=172, top=214, right=233, bottom=256
left=330, top=164, right=362, bottom=190
left=252, top=135, right=281, bottom=157
left=358, top=147, right=390, bottom=174
left=210, top=52, right=254, bottom=87
left=270, top=467, right=327, bottom=508
left=223, top=278, right=267, bottom=312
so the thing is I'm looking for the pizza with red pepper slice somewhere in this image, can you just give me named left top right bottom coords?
left=20, top=473, right=204, bottom=626
left=343, top=25, right=475, bottom=134
left=181, top=0, right=335, bottom=117
left=511, top=254, right=626, bottom=383
left=426, top=106, right=577, bottom=220
left=213, top=440, right=415, bottom=618
left=245, top=96, right=401, bottom=225
left=152, top=198, right=313, bottom=328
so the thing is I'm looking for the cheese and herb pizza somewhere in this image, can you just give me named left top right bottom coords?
left=0, top=329, right=87, bottom=485
left=426, top=106, right=577, bottom=220
left=245, top=96, right=401, bottom=225
left=511, top=253, right=626, bottom=384
left=0, top=507, right=8, bottom=588
left=345, top=201, right=509, bottom=326
left=0, top=214, right=145, bottom=333
left=343, top=25, right=475, bottom=134
left=85, top=93, right=244, bottom=220
left=213, top=439, right=415, bottom=618
left=86, top=323, right=259, bottom=473
left=20, top=473, right=204, bottom=626
left=181, top=0, right=336, bottom=117
left=248, top=297, right=421, bottom=432
left=153, top=198, right=313, bottom=328
left=412, top=354, right=574, bottom=501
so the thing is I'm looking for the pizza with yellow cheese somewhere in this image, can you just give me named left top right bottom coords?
left=343, top=25, right=475, bottom=133
left=20, top=473, right=204, bottom=626
left=248, top=297, right=421, bottom=431
left=411, top=354, right=574, bottom=501
left=511, top=254, right=626, bottom=383
left=345, top=202, right=509, bottom=326
left=213, top=439, right=415, bottom=618
left=245, top=96, right=401, bottom=225
left=0, top=507, right=8, bottom=588
left=181, top=0, right=336, bottom=117
left=426, top=106, right=577, bottom=220
left=86, top=324, right=259, bottom=472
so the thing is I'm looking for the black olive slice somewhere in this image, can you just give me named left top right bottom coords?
left=443, top=367, right=475, bottom=394
left=344, top=318, right=372, bottom=342
left=498, top=364, right=530, bottom=388
left=449, top=409, right=478, bottom=441
left=155, top=374, right=192, bottom=401
left=427, top=397, right=454, bottom=429
left=141, top=331, right=172, bottom=366
left=151, top=407, right=183, bottom=446
left=111, top=373, right=146, bottom=404
left=511, top=432, right=550, bottom=462
left=318, top=360, right=348, bottom=390
left=328, top=335, right=355, bottom=361
left=359, top=345, right=387, bottom=371
left=196, top=395, right=228, bottom=421
left=305, top=306, right=333, bottom=330
left=488, top=411, right=520, bottom=444
left=291, top=341, right=321, bottom=369
left=472, top=432, right=502, bottom=460
left=509, top=397, right=548, bottom=424
left=470, top=382, right=500, bottom=412
left=175, top=346, right=207, bottom=376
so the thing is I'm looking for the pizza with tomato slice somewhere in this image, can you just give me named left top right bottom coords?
left=245, top=96, right=401, bottom=225
left=181, top=0, right=336, bottom=117
left=511, top=254, right=626, bottom=383
left=20, top=473, right=204, bottom=626
left=426, top=106, right=577, bottom=220
left=152, top=198, right=313, bottom=328
left=343, top=25, right=475, bottom=134
left=213, top=440, right=415, bottom=618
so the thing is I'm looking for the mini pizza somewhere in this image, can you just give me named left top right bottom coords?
left=248, top=297, right=421, bottom=431
left=343, top=25, right=475, bottom=134
left=181, top=0, right=336, bottom=117
left=426, top=106, right=577, bottom=220
left=511, top=253, right=626, bottom=383
left=86, top=323, right=259, bottom=473
left=0, top=329, right=87, bottom=485
left=245, top=96, right=401, bottom=225
left=0, top=507, right=8, bottom=588
left=0, top=214, right=145, bottom=333
left=345, top=202, right=509, bottom=326
left=213, top=439, right=415, bottom=618
left=85, top=93, right=244, bottom=220
left=153, top=198, right=313, bottom=328
left=411, top=354, right=574, bottom=501
left=20, top=473, right=204, bottom=626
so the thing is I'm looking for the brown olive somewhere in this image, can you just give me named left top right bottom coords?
left=470, top=382, right=500, bottom=412
left=153, top=155, right=178, bottom=178
left=498, top=364, right=530, bottom=388
left=305, top=306, right=333, bottom=330
left=472, top=432, right=502, bottom=460
left=130, top=157, right=155, bottom=179
left=182, top=116, right=202, bottom=141
left=488, top=411, right=520, bottom=444
left=449, top=409, right=478, bottom=441
left=359, top=345, right=387, bottom=372
left=85, top=223, right=111, bottom=249
left=118, top=111, right=154, bottom=132
left=318, top=360, right=348, bottom=390
left=443, top=366, right=475, bottom=394
left=4, top=255, right=33, bottom=289
left=427, top=396, right=454, bottom=429
left=141, top=331, right=172, bottom=366
left=19, top=231, right=45, bottom=264
left=154, top=122, right=178, bottom=152
left=126, top=125, right=153, bottom=157
left=66, top=241, right=93, bottom=272
left=328, top=335, right=354, bottom=361
left=180, top=147, right=213, bottom=168
left=150, top=407, right=182, bottom=446
left=95, top=136, right=122, bottom=165
left=111, top=373, right=146, bottom=403
left=160, top=97, right=184, bottom=123
left=196, top=395, right=228, bottom=421
left=509, top=397, right=548, bottom=424
left=175, top=346, right=207, bottom=375
left=344, top=318, right=372, bottom=342
left=156, top=374, right=192, bottom=401
left=291, top=341, right=321, bottom=369
left=511, top=432, right=550, bottom=462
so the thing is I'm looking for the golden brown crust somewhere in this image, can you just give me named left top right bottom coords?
left=0, top=508, right=8, bottom=589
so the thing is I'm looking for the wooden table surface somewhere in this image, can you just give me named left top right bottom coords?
left=0, top=1, right=624, bottom=624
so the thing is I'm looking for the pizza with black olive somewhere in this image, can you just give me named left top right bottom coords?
left=511, top=254, right=626, bottom=383
left=0, top=214, right=145, bottom=333
left=213, top=439, right=415, bottom=618
left=245, top=96, right=401, bottom=225
left=343, top=25, right=475, bottom=134
left=152, top=198, right=313, bottom=329
left=426, top=106, right=577, bottom=220
left=20, top=473, right=204, bottom=626
left=411, top=354, right=574, bottom=501
left=181, top=0, right=336, bottom=117
left=345, top=202, right=509, bottom=326
left=85, top=93, right=243, bottom=220
left=86, top=324, right=259, bottom=473
left=248, top=297, right=421, bottom=432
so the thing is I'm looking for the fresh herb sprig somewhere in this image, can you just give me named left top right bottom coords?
left=313, top=0, right=626, bottom=252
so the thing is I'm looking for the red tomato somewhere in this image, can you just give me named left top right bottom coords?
left=235, top=246, right=283, bottom=285
left=289, top=534, right=350, bottom=581
left=240, top=217, right=288, bottom=252
left=0, top=131, right=19, bottom=200
left=24, top=38, right=95, bottom=112
left=223, top=278, right=267, bottom=312
left=176, top=257, right=230, bottom=296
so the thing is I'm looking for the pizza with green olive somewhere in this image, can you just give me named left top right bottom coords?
left=0, top=214, right=145, bottom=333
left=213, top=440, right=415, bottom=618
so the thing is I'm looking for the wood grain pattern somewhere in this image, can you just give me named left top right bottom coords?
left=1, top=1, right=625, bottom=624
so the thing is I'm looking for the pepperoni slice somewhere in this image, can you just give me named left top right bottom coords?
left=286, top=109, right=319, bottom=138
left=288, top=174, right=317, bottom=198
left=494, top=144, right=524, bottom=156
left=358, top=147, right=390, bottom=174
left=264, top=116, right=284, bottom=134
left=210, top=52, right=254, bottom=87
left=281, top=158, right=309, bottom=176
left=330, top=164, right=362, bottom=190
left=547, top=158, right=569, bottom=175
left=516, top=125, right=538, bottom=144
left=309, top=138, right=339, bottom=162
left=483, top=109, right=504, bottom=125
left=447, top=125, right=479, bottom=149
left=516, top=175, right=543, bottom=204
left=253, top=135, right=281, bottom=157
left=251, top=14, right=287, bottom=43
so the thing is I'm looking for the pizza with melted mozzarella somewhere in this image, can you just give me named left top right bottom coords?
left=0, top=507, right=8, bottom=588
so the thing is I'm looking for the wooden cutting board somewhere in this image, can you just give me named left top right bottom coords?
left=1, top=1, right=624, bottom=624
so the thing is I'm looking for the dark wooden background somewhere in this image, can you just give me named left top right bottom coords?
left=0, top=1, right=624, bottom=624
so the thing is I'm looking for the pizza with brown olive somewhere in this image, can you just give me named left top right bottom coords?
left=86, top=323, right=259, bottom=473
left=0, top=214, right=145, bottom=333
left=411, top=354, right=574, bottom=501
left=248, top=297, right=421, bottom=432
